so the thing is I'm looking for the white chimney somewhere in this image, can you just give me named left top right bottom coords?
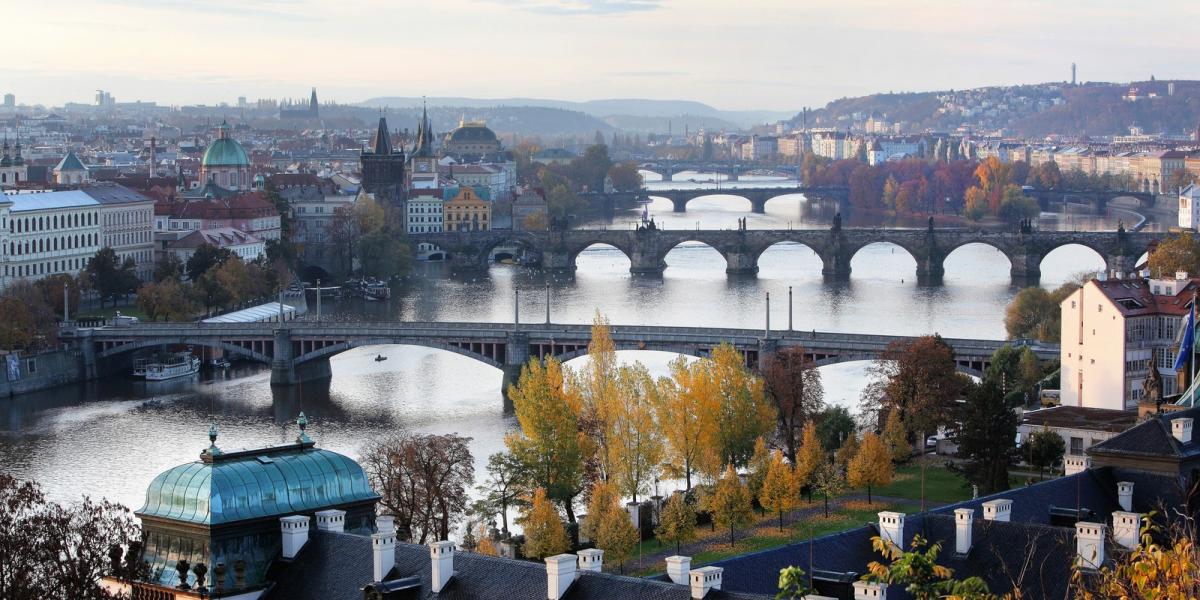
left=1064, top=455, right=1091, bottom=476
left=315, top=509, right=345, bottom=533
left=666, top=556, right=691, bottom=585
left=577, top=548, right=603, bottom=576
left=1177, top=271, right=1189, bottom=281
left=1076, top=522, right=1106, bottom=569
left=877, top=511, right=905, bottom=549
left=1117, top=482, right=1134, bottom=512
left=372, top=517, right=396, bottom=582
left=627, top=501, right=640, bottom=528
left=689, top=566, right=722, bottom=599
left=853, top=580, right=887, bottom=600
left=982, top=499, right=1011, bottom=522
left=1173, top=418, right=1193, bottom=444
left=1112, top=511, right=1141, bottom=550
left=577, top=514, right=590, bottom=544
left=429, top=540, right=455, bottom=593
left=954, top=508, right=973, bottom=554
left=280, top=515, right=310, bottom=559
left=545, top=554, right=576, bottom=600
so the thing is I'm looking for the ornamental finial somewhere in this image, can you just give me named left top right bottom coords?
left=296, top=412, right=311, bottom=444
left=205, top=423, right=222, bottom=457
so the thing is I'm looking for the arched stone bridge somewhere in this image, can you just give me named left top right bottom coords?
left=637, top=161, right=801, bottom=182
left=579, top=185, right=848, bottom=214
left=65, top=321, right=1056, bottom=397
left=410, top=226, right=1158, bottom=284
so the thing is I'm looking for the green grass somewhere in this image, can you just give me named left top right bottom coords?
left=868, top=463, right=973, bottom=504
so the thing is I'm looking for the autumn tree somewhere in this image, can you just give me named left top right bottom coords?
left=864, top=534, right=993, bottom=600
left=1004, top=284, right=1080, bottom=343
left=707, top=465, right=754, bottom=546
left=476, top=451, right=527, bottom=537
left=34, top=274, right=80, bottom=320
left=882, top=409, right=911, bottom=464
left=848, top=432, right=894, bottom=504
left=964, top=186, right=989, bottom=220
left=185, top=243, right=233, bottom=281
left=507, top=357, right=588, bottom=522
left=654, top=494, right=697, bottom=554
left=746, top=437, right=772, bottom=508
left=762, top=347, right=824, bottom=464
left=835, top=429, right=860, bottom=470
left=520, top=488, right=570, bottom=560
left=656, top=356, right=708, bottom=490
left=1024, top=429, right=1065, bottom=480
left=1148, top=232, right=1200, bottom=278
left=576, top=313, right=619, bottom=486
left=137, top=279, right=198, bottom=322
left=0, top=281, right=56, bottom=351
left=759, top=450, right=799, bottom=530
left=703, top=343, right=777, bottom=475
left=794, top=422, right=824, bottom=496
left=997, top=184, right=1040, bottom=222
left=954, top=380, right=1017, bottom=495
left=1075, top=517, right=1200, bottom=599
left=862, top=335, right=965, bottom=451
left=588, top=482, right=639, bottom=573
left=608, top=363, right=663, bottom=503
left=812, top=457, right=844, bottom=518
left=360, top=432, right=475, bottom=543
left=607, top=161, right=644, bottom=192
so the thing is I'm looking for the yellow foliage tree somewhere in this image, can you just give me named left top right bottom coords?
left=701, top=343, right=777, bottom=477
left=654, top=493, right=697, bottom=554
left=656, top=357, right=709, bottom=489
left=576, top=312, right=620, bottom=485
left=581, top=480, right=619, bottom=544
left=1075, top=518, right=1200, bottom=599
left=835, top=430, right=860, bottom=470
left=594, top=491, right=640, bottom=573
left=759, top=450, right=799, bottom=531
left=882, top=409, right=911, bottom=464
left=707, top=465, right=754, bottom=546
left=847, top=432, right=894, bottom=504
left=794, top=422, right=824, bottom=496
left=608, top=363, right=663, bottom=503
left=745, top=437, right=772, bottom=506
left=520, top=488, right=570, bottom=560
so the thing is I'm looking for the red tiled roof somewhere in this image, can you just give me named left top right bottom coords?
left=1090, top=277, right=1197, bottom=317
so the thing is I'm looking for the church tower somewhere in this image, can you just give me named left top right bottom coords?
left=410, top=103, right=438, bottom=190
left=360, top=116, right=406, bottom=203
left=309, top=88, right=319, bottom=118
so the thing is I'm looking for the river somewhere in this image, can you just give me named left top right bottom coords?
left=0, top=172, right=1161, bottom=521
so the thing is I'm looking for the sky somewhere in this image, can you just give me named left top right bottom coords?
left=3, top=0, right=1197, bottom=112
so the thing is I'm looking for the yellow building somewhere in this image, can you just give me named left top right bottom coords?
left=444, top=187, right=491, bottom=231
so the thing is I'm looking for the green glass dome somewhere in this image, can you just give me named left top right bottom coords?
left=201, top=137, right=250, bottom=168
left=137, top=441, right=378, bottom=526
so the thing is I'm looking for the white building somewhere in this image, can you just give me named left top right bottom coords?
left=405, top=190, right=443, bottom=234
left=167, top=227, right=264, bottom=265
left=1179, top=183, right=1200, bottom=230
left=1060, top=273, right=1192, bottom=411
left=0, top=190, right=101, bottom=290
left=83, top=184, right=156, bottom=281
left=447, top=164, right=512, bottom=201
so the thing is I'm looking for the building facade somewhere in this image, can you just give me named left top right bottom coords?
left=359, top=117, right=406, bottom=203
left=83, top=184, right=156, bottom=281
left=0, top=139, right=28, bottom=187
left=405, top=189, right=443, bottom=234
left=199, top=122, right=251, bottom=191
left=442, top=119, right=501, bottom=156
left=443, top=187, right=490, bottom=232
left=52, top=150, right=89, bottom=185
left=1180, top=183, right=1200, bottom=229
left=0, top=190, right=101, bottom=289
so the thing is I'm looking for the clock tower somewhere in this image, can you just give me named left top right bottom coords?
left=410, top=104, right=439, bottom=190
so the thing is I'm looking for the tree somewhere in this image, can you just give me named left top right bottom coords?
left=477, top=452, right=526, bottom=537
left=963, top=186, right=989, bottom=220
left=997, top=185, right=1039, bottom=222
left=882, top=409, right=911, bottom=464
left=520, top=488, right=570, bottom=560
left=360, top=432, right=475, bottom=543
left=862, top=335, right=965, bottom=451
left=1025, top=429, right=1065, bottom=480
left=576, top=313, right=619, bottom=488
left=570, top=144, right=613, bottom=192
left=865, top=534, right=993, bottom=600
left=794, top=422, right=824, bottom=495
left=35, top=274, right=80, bottom=320
left=835, top=429, right=860, bottom=470
left=590, top=483, right=639, bottom=573
left=0, top=473, right=143, bottom=600
left=609, top=363, right=663, bottom=504
left=954, top=380, right=1017, bottom=495
left=708, top=465, right=754, bottom=546
left=1148, top=232, right=1200, bottom=278
left=1075, top=517, right=1200, bottom=599
left=762, top=347, right=824, bottom=464
left=815, top=406, right=855, bottom=453
left=506, top=357, right=588, bottom=522
left=848, top=432, right=894, bottom=504
left=1004, top=284, right=1080, bottom=343
left=153, top=254, right=183, bottom=283
left=703, top=343, right=777, bottom=475
left=777, top=566, right=813, bottom=600
left=759, top=450, right=798, bottom=531
left=185, top=243, right=233, bottom=281
left=137, top=279, right=197, bottom=322
left=84, top=248, right=139, bottom=306
left=358, top=230, right=412, bottom=280
left=654, top=494, right=697, bottom=554
left=656, top=356, right=708, bottom=490
left=812, top=458, right=844, bottom=518
left=607, top=161, right=643, bottom=192
left=0, top=281, right=57, bottom=351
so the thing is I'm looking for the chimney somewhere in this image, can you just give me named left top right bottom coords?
left=1117, top=482, right=1134, bottom=512
left=280, top=515, right=310, bottom=559
left=1064, top=455, right=1091, bottom=476
left=1112, top=511, right=1141, bottom=550
left=429, top=540, right=455, bottom=593
left=545, top=554, right=576, bottom=600
left=982, top=499, right=1012, bottom=522
left=1177, top=271, right=1189, bottom=281
left=877, top=511, right=905, bottom=549
left=372, top=517, right=396, bottom=582
left=954, top=508, right=973, bottom=554
left=627, top=501, right=640, bottom=528
left=1076, top=522, right=1106, bottom=569
left=688, top=566, right=722, bottom=599
left=853, top=580, right=887, bottom=600
left=1172, top=417, right=1193, bottom=444
left=576, top=548, right=603, bottom=577
left=315, top=509, right=345, bottom=533
left=666, top=556, right=692, bottom=585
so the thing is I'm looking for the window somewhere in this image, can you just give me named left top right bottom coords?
left=1069, top=437, right=1083, bottom=456
left=26, top=358, right=36, bottom=374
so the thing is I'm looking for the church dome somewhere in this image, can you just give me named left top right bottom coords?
left=445, top=122, right=498, bottom=144
left=137, top=435, right=378, bottom=526
left=201, top=122, right=250, bottom=168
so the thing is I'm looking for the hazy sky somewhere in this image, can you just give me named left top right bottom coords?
left=4, top=0, right=1195, bottom=111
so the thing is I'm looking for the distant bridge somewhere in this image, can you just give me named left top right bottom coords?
left=636, top=161, right=800, bottom=182
left=579, top=185, right=848, bottom=214
left=65, top=321, right=1057, bottom=396
left=1022, top=188, right=1157, bottom=211
left=410, top=225, right=1157, bottom=284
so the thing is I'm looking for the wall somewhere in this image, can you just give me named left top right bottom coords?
left=1060, top=284, right=1128, bottom=410
left=0, top=348, right=85, bottom=398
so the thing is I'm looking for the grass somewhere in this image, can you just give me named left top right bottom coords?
left=869, top=462, right=974, bottom=504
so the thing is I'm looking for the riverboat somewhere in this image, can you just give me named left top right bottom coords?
left=144, top=353, right=201, bottom=381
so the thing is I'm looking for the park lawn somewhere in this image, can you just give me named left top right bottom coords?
left=867, top=462, right=973, bottom=504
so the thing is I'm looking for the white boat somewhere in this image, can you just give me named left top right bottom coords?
left=131, top=358, right=152, bottom=378
left=145, top=353, right=201, bottom=381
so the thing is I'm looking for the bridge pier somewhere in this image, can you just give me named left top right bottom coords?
left=501, top=331, right=530, bottom=399
left=757, top=338, right=778, bottom=371
left=78, top=331, right=98, bottom=380
left=661, top=170, right=673, bottom=183
left=1107, top=254, right=1133, bottom=277
left=671, top=197, right=687, bottom=213
left=749, top=194, right=767, bottom=214
left=630, top=248, right=667, bottom=275
left=725, top=250, right=759, bottom=275
left=915, top=263, right=945, bottom=286
left=542, top=250, right=576, bottom=274
left=1009, top=252, right=1041, bottom=285
left=820, top=252, right=852, bottom=280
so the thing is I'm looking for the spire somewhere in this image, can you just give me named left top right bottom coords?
left=204, top=423, right=223, bottom=457
left=413, top=100, right=434, bottom=158
left=296, top=412, right=312, bottom=444
left=371, top=116, right=392, bottom=155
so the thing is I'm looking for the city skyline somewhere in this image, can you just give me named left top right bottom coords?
left=4, top=0, right=1198, bottom=111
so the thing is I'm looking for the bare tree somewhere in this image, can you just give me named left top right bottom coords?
left=361, top=433, right=475, bottom=543
left=762, top=347, right=824, bottom=464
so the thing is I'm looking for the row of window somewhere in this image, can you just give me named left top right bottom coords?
left=408, top=226, right=444, bottom=233
left=8, top=233, right=97, bottom=256
left=4, top=256, right=87, bottom=278
left=103, top=209, right=152, bottom=226
left=9, top=211, right=97, bottom=233
left=1126, top=315, right=1179, bottom=343
left=408, top=206, right=443, bottom=213
left=105, top=231, right=151, bottom=246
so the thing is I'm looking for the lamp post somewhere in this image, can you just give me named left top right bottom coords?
left=514, top=289, right=519, bottom=326
left=545, top=281, right=551, bottom=324
left=765, top=292, right=770, bottom=338
left=788, top=286, right=793, bottom=331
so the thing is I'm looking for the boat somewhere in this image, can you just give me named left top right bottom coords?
left=131, top=358, right=152, bottom=378
left=374, top=354, right=388, bottom=362
left=145, top=353, right=201, bottom=381
left=343, top=278, right=391, bottom=300
left=208, top=358, right=231, bottom=369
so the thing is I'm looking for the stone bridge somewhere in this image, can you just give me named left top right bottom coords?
left=64, top=321, right=1056, bottom=397
left=637, top=161, right=800, bottom=182
left=1023, top=188, right=1157, bottom=211
left=579, top=185, right=847, bottom=214
left=410, top=225, right=1158, bottom=284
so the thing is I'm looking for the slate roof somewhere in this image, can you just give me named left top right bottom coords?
left=79, top=182, right=154, bottom=206
left=268, top=532, right=769, bottom=600
left=7, top=189, right=99, bottom=212
left=1090, top=405, right=1200, bottom=460
left=1019, top=405, right=1138, bottom=434
left=53, top=150, right=86, bottom=172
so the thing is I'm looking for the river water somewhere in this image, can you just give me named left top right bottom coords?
left=0, top=173, right=1159, bottom=520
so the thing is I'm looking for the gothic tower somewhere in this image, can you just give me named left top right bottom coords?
left=360, top=116, right=406, bottom=203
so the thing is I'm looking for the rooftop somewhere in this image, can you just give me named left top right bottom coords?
left=1019, top=405, right=1139, bottom=434
left=5, top=189, right=99, bottom=212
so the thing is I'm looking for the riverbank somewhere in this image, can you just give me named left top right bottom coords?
left=0, top=348, right=86, bottom=398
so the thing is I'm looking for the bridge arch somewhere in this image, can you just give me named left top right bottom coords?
left=847, top=241, right=920, bottom=277
left=294, top=338, right=504, bottom=369
left=1038, top=242, right=1108, bottom=280
left=941, top=241, right=1014, bottom=280
left=471, top=234, right=544, bottom=266
left=657, top=238, right=730, bottom=271
left=97, top=338, right=273, bottom=364
left=666, top=192, right=753, bottom=213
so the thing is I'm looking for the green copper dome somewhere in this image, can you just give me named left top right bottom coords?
left=137, top=440, right=378, bottom=526
left=201, top=121, right=250, bottom=167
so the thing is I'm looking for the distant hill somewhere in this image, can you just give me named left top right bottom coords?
left=360, top=96, right=791, bottom=130
left=793, top=80, right=1200, bottom=138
